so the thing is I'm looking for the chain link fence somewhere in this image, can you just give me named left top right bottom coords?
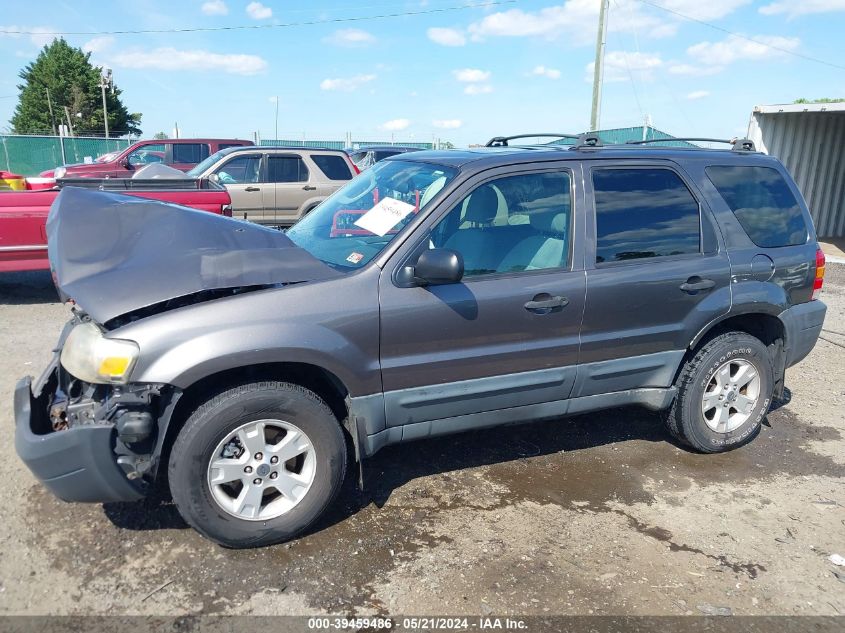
left=1, top=135, right=438, bottom=176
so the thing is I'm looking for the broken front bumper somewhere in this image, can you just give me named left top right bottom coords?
left=14, top=372, right=146, bottom=503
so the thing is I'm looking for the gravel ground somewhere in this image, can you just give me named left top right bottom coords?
left=0, top=266, right=843, bottom=617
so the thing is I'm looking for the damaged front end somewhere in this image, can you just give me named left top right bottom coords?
left=14, top=318, right=180, bottom=503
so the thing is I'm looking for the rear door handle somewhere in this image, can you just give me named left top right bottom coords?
left=303, top=185, right=317, bottom=191
left=524, top=294, right=568, bottom=313
left=680, top=277, right=716, bottom=293
left=245, top=186, right=261, bottom=192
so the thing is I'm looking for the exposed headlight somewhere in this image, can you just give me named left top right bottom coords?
left=60, top=322, right=139, bottom=384
left=54, top=167, right=67, bottom=179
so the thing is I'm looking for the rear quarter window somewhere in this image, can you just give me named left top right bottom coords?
left=172, top=143, right=210, bottom=164
left=311, top=154, right=352, bottom=181
left=706, top=165, right=808, bottom=247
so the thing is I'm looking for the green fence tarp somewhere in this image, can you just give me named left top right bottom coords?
left=0, top=136, right=134, bottom=176
left=260, top=139, right=433, bottom=150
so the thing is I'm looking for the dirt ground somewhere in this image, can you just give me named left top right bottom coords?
left=0, top=266, right=843, bottom=618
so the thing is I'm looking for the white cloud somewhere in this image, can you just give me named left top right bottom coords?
left=324, top=28, right=376, bottom=47
left=531, top=65, right=561, bottom=79
left=319, top=73, right=377, bottom=91
left=427, top=27, right=466, bottom=46
left=686, top=34, right=800, bottom=66
left=759, top=0, right=845, bottom=17
left=432, top=119, right=463, bottom=129
left=686, top=90, right=710, bottom=100
left=465, top=0, right=749, bottom=45
left=0, top=25, right=58, bottom=47
left=464, top=84, right=493, bottom=95
left=585, top=51, right=663, bottom=83
left=109, top=47, right=268, bottom=75
left=268, top=95, right=279, bottom=103
left=201, top=0, right=228, bottom=16
left=380, top=118, right=410, bottom=131
left=246, top=2, right=272, bottom=19
left=662, top=0, right=750, bottom=21
left=453, top=68, right=491, bottom=82
left=82, top=35, right=114, bottom=54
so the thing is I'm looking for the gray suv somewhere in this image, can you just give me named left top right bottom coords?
left=15, top=133, right=827, bottom=548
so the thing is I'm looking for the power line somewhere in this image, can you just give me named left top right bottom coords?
left=0, top=0, right=516, bottom=36
left=634, top=0, right=845, bottom=71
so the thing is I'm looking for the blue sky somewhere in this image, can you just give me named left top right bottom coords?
left=1, top=0, right=844, bottom=146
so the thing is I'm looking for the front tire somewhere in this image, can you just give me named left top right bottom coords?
left=168, top=381, right=347, bottom=548
left=664, top=332, right=774, bottom=453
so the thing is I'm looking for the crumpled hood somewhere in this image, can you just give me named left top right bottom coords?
left=47, top=187, right=341, bottom=324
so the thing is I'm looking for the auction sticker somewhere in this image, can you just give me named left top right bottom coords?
left=354, top=197, right=415, bottom=236
left=346, top=252, right=364, bottom=264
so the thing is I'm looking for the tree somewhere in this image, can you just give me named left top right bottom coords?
left=794, top=97, right=845, bottom=104
left=11, top=38, right=142, bottom=136
left=153, top=131, right=169, bottom=140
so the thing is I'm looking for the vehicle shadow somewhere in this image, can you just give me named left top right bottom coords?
left=103, top=405, right=673, bottom=534
left=0, top=271, right=59, bottom=305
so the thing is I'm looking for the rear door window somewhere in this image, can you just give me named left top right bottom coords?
left=268, top=156, right=309, bottom=183
left=592, top=168, right=701, bottom=264
left=172, top=143, right=210, bottom=164
left=311, top=154, right=352, bottom=181
left=706, top=165, right=808, bottom=247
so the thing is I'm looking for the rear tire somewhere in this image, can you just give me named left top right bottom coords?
left=168, top=381, right=347, bottom=548
left=664, top=332, right=774, bottom=453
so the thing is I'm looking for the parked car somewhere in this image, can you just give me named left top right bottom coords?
left=15, top=133, right=826, bottom=548
left=186, top=145, right=356, bottom=226
left=40, top=138, right=254, bottom=179
left=347, top=145, right=423, bottom=172
left=0, top=177, right=232, bottom=273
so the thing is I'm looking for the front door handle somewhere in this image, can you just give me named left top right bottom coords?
left=245, top=186, right=261, bottom=192
left=680, top=277, right=716, bottom=293
left=303, top=185, right=317, bottom=191
left=524, top=294, right=568, bottom=313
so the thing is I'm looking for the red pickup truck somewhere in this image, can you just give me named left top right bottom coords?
left=40, top=138, right=253, bottom=179
left=0, top=178, right=232, bottom=273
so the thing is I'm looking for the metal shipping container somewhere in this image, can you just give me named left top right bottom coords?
left=747, top=103, right=845, bottom=238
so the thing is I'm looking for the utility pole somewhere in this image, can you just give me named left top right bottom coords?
left=63, top=106, right=75, bottom=137
left=274, top=96, right=279, bottom=142
left=590, top=0, right=609, bottom=132
left=44, top=87, right=57, bottom=136
left=99, top=68, right=112, bottom=138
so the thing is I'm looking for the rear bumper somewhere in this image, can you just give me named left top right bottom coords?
left=14, top=375, right=145, bottom=503
left=780, top=300, right=827, bottom=367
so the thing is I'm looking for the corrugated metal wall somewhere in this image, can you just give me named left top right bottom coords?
left=748, top=111, right=845, bottom=237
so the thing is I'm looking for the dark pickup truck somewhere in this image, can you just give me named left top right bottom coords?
left=0, top=178, right=232, bottom=273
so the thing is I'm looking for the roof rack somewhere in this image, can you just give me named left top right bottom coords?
left=485, top=133, right=580, bottom=147
left=625, top=137, right=757, bottom=152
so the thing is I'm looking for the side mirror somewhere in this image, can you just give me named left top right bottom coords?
left=120, top=157, right=130, bottom=168
left=412, top=248, right=464, bottom=286
left=207, top=173, right=219, bottom=183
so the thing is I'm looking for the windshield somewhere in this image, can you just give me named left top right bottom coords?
left=287, top=159, right=456, bottom=271
left=187, top=149, right=228, bottom=177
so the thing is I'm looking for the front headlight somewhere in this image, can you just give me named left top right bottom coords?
left=54, top=166, right=67, bottom=179
left=60, top=322, right=140, bottom=384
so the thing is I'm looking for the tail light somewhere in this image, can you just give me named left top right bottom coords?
left=346, top=156, right=360, bottom=175
left=813, top=248, right=825, bottom=300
